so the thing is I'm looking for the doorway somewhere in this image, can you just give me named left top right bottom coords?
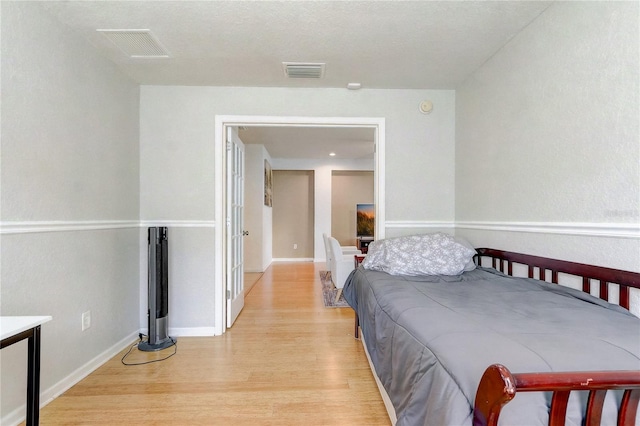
left=214, top=115, right=385, bottom=335
left=331, top=170, right=374, bottom=247
left=272, top=170, right=315, bottom=260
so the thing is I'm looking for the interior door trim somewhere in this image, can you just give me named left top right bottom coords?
left=214, top=115, right=385, bottom=335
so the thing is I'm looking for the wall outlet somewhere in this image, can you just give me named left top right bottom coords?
left=293, top=243, right=298, bottom=250
left=82, top=310, right=91, bottom=331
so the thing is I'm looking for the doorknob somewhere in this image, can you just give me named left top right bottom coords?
left=242, top=231, right=249, bottom=236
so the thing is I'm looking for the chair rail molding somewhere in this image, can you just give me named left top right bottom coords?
left=139, top=220, right=216, bottom=228
left=0, top=220, right=139, bottom=234
left=0, top=220, right=216, bottom=234
left=455, top=221, right=640, bottom=239
left=385, top=220, right=455, bottom=229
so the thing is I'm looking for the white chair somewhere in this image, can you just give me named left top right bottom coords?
left=323, top=233, right=361, bottom=271
left=327, top=236, right=357, bottom=303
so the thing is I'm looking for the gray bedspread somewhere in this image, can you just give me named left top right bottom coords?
left=343, top=266, right=640, bottom=426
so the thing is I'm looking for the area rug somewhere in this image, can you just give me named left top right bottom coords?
left=319, top=270, right=350, bottom=308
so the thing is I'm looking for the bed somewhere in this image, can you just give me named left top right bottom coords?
left=343, top=234, right=640, bottom=426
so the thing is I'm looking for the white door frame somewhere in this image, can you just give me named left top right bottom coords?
left=214, top=115, right=385, bottom=335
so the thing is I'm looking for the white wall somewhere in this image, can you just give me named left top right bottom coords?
left=262, top=198, right=273, bottom=271
left=1, top=3, right=140, bottom=424
left=139, top=86, right=456, bottom=333
left=455, top=2, right=640, bottom=272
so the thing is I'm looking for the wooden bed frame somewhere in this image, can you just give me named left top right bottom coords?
left=472, top=249, right=640, bottom=426
left=354, top=248, right=640, bottom=426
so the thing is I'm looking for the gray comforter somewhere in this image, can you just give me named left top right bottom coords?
left=343, top=266, right=640, bottom=426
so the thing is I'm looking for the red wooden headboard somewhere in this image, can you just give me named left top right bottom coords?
left=474, top=248, right=640, bottom=311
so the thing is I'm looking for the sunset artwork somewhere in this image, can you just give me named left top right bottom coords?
left=356, top=204, right=375, bottom=237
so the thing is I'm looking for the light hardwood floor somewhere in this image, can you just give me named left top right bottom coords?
left=244, top=272, right=263, bottom=296
left=34, top=262, right=390, bottom=425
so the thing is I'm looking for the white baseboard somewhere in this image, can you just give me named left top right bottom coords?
left=272, top=258, right=314, bottom=262
left=139, top=327, right=219, bottom=337
left=169, top=327, right=218, bottom=336
left=1, top=331, right=139, bottom=426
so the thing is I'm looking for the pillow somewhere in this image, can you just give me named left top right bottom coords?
left=362, top=232, right=476, bottom=276
left=453, top=236, right=477, bottom=272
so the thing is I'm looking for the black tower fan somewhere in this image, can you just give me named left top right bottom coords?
left=139, top=227, right=175, bottom=351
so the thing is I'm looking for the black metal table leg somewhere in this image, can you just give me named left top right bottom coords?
left=26, top=326, right=41, bottom=426
left=1, top=318, right=49, bottom=426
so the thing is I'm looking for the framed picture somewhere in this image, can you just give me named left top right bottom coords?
left=264, top=159, right=273, bottom=207
left=356, top=203, right=374, bottom=237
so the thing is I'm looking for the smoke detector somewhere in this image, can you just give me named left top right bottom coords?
left=419, top=100, right=434, bottom=114
left=97, top=29, right=170, bottom=58
left=282, top=62, right=325, bottom=79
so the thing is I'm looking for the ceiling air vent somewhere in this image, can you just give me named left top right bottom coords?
left=282, top=62, right=325, bottom=79
left=97, top=29, right=169, bottom=58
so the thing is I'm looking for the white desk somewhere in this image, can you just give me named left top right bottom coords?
left=1, top=316, right=52, bottom=426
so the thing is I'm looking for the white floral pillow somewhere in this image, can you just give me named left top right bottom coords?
left=362, top=233, right=476, bottom=276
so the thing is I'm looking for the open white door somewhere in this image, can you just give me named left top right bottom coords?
left=226, top=127, right=245, bottom=327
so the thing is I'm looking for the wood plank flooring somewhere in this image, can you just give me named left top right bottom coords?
left=34, top=262, right=390, bottom=425
left=244, top=272, right=263, bottom=296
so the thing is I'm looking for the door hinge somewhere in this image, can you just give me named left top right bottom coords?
left=227, top=290, right=231, bottom=300
left=226, top=140, right=232, bottom=151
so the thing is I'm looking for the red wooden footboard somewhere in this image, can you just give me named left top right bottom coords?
left=474, top=363, right=640, bottom=426
left=473, top=248, right=640, bottom=426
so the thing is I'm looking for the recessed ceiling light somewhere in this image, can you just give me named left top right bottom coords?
left=329, top=152, right=336, bottom=157
left=347, top=82, right=362, bottom=90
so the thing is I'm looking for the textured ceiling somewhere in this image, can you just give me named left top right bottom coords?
left=38, top=0, right=552, bottom=159
left=41, top=0, right=552, bottom=89
left=238, top=126, right=376, bottom=160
